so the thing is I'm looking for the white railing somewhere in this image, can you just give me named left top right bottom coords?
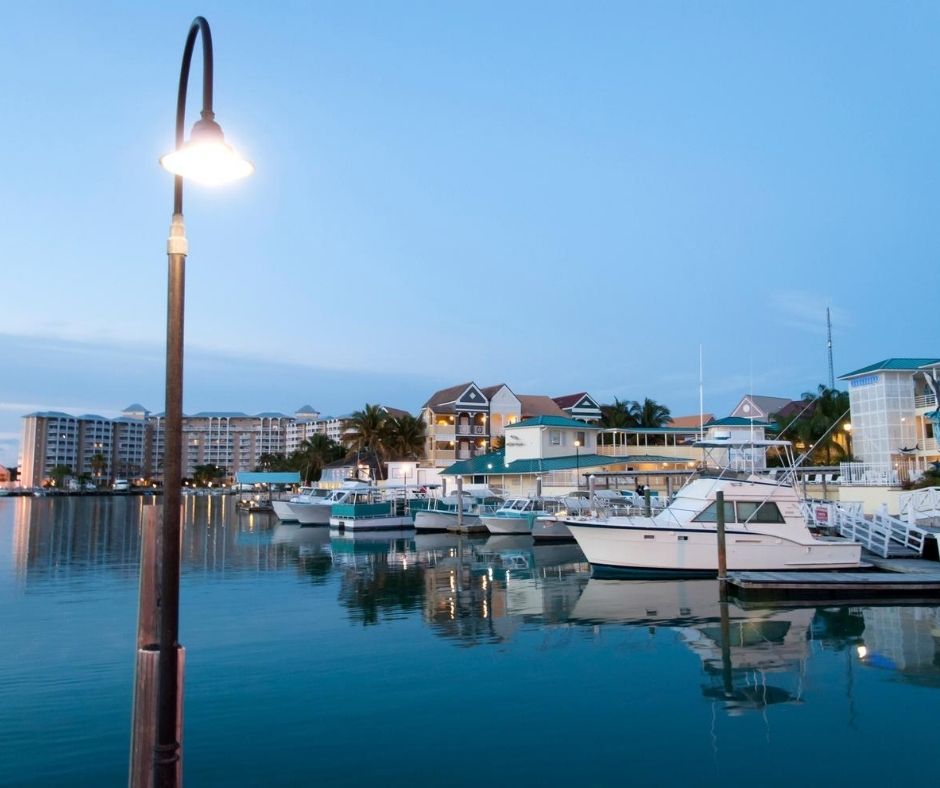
left=914, top=393, right=937, bottom=409
left=839, top=462, right=900, bottom=486
left=802, top=499, right=928, bottom=557
left=899, top=486, right=940, bottom=521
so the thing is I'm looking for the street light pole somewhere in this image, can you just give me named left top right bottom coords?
left=131, top=17, right=252, bottom=788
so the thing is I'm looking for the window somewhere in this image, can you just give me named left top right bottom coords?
left=692, top=500, right=736, bottom=523
left=737, top=501, right=786, bottom=524
left=549, top=430, right=561, bottom=445
left=576, top=431, right=586, bottom=448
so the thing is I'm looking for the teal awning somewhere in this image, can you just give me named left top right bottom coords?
left=234, top=472, right=301, bottom=485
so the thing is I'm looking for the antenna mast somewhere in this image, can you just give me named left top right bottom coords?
left=827, top=306, right=835, bottom=389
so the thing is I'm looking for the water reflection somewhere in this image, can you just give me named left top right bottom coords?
left=7, top=497, right=940, bottom=702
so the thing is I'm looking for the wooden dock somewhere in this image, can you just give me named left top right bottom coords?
left=728, top=568, right=940, bottom=602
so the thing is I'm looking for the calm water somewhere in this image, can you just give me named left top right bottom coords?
left=1, top=496, right=938, bottom=787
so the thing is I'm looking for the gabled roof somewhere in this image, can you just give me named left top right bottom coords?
left=423, top=382, right=474, bottom=409
left=732, top=395, right=792, bottom=419
left=517, top=395, right=568, bottom=419
left=668, top=414, right=714, bottom=429
left=234, top=471, right=301, bottom=484
left=552, top=392, right=588, bottom=409
left=479, top=384, right=510, bottom=399
left=506, top=415, right=603, bottom=430
left=839, top=358, right=940, bottom=378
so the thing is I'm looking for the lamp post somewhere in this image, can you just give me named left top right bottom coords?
left=574, top=440, right=581, bottom=490
left=131, top=17, right=252, bottom=788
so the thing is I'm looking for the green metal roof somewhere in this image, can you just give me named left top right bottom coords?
left=441, top=450, right=694, bottom=476
left=600, top=426, right=699, bottom=434
left=505, top=415, right=603, bottom=430
left=839, top=358, right=940, bottom=378
left=705, top=416, right=773, bottom=428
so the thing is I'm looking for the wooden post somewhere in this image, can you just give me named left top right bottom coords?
left=456, top=475, right=463, bottom=531
left=535, top=475, right=542, bottom=498
left=588, top=475, right=596, bottom=515
left=644, top=489, right=652, bottom=517
left=716, top=490, right=728, bottom=581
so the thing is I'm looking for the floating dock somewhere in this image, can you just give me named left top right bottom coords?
left=728, top=568, right=940, bottom=602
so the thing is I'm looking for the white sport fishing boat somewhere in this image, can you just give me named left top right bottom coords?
left=288, top=481, right=372, bottom=526
left=481, top=497, right=565, bottom=535
left=563, top=439, right=863, bottom=577
left=272, top=486, right=330, bottom=522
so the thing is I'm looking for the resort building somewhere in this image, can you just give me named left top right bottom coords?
left=19, top=412, right=81, bottom=488
left=552, top=392, right=603, bottom=423
left=839, top=357, right=940, bottom=484
left=421, top=382, right=602, bottom=469
left=442, top=416, right=699, bottom=497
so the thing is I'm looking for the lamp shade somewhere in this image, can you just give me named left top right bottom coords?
left=160, top=117, right=254, bottom=186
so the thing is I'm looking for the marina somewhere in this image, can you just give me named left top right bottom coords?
left=3, top=495, right=940, bottom=786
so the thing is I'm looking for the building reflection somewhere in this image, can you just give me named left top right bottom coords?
left=9, top=496, right=325, bottom=586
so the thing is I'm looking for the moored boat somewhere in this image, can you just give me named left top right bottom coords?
left=481, top=496, right=565, bottom=536
left=563, top=439, right=863, bottom=577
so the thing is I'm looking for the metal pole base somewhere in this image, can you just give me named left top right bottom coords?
left=129, top=646, right=185, bottom=788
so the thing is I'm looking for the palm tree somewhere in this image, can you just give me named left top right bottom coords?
left=343, top=404, right=389, bottom=454
left=383, top=414, right=426, bottom=460
left=632, top=398, right=672, bottom=428
left=772, top=385, right=850, bottom=465
left=90, top=452, right=107, bottom=487
left=291, top=434, right=344, bottom=483
left=600, top=397, right=637, bottom=429
left=50, top=464, right=72, bottom=489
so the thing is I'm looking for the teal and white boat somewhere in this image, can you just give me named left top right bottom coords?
left=480, top=497, right=565, bottom=536
left=413, top=487, right=503, bottom=535
left=329, top=488, right=415, bottom=532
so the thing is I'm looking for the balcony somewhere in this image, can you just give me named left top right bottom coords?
left=456, top=425, right=487, bottom=436
left=915, top=393, right=938, bottom=409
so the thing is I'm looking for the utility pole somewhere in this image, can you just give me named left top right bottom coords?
left=827, top=306, right=835, bottom=390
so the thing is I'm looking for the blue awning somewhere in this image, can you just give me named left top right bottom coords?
left=234, top=472, right=301, bottom=485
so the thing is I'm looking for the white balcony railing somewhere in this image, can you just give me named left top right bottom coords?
left=915, top=393, right=937, bottom=409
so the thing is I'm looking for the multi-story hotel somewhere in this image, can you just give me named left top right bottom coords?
left=18, top=404, right=338, bottom=487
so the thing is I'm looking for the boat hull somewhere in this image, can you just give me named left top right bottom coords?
left=329, top=514, right=414, bottom=531
left=288, top=502, right=333, bottom=526
left=481, top=514, right=534, bottom=535
left=272, top=501, right=298, bottom=522
left=565, top=520, right=862, bottom=575
left=531, top=517, right=573, bottom=542
left=414, top=510, right=486, bottom=534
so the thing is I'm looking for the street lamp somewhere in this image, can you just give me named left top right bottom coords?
left=574, top=440, right=581, bottom=491
left=132, top=16, right=252, bottom=788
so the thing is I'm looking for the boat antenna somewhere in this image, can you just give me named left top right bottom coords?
left=827, top=306, right=835, bottom=390
left=699, top=344, right=705, bottom=444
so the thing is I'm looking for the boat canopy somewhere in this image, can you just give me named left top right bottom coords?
left=234, top=472, right=301, bottom=485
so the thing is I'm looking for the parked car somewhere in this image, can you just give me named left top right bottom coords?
left=112, top=479, right=130, bottom=492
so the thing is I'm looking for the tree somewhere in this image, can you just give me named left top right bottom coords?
left=344, top=404, right=389, bottom=453
left=291, top=435, right=345, bottom=483
left=772, top=385, right=851, bottom=465
left=90, top=453, right=107, bottom=486
left=600, top=397, right=637, bottom=429
left=633, top=397, right=672, bottom=428
left=193, top=464, right=226, bottom=487
left=50, top=464, right=72, bottom=488
left=383, top=414, right=426, bottom=460
left=256, top=453, right=292, bottom=472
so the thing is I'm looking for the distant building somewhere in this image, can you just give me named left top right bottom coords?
left=729, top=395, right=793, bottom=422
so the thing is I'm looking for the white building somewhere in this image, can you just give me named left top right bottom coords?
left=840, top=357, right=940, bottom=483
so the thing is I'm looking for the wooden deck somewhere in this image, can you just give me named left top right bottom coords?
left=728, top=568, right=940, bottom=601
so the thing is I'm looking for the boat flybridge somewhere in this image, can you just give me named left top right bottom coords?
left=287, top=481, right=374, bottom=526
left=563, top=438, right=863, bottom=577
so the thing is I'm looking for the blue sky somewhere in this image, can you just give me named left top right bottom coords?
left=2, top=1, right=939, bottom=466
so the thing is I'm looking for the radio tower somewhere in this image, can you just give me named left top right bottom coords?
left=827, top=306, right=835, bottom=389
